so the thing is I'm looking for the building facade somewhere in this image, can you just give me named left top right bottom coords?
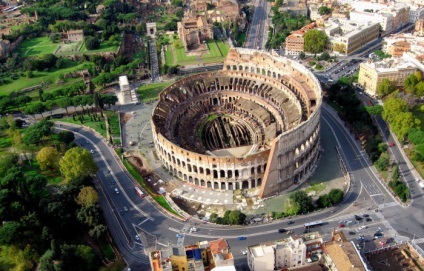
left=324, top=18, right=380, bottom=55
left=285, top=23, right=316, bottom=55
left=177, top=14, right=213, bottom=51
left=358, top=58, right=418, bottom=96
left=247, top=233, right=323, bottom=271
left=151, top=48, right=322, bottom=198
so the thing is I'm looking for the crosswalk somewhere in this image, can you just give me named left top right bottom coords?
left=412, top=238, right=424, bottom=244
left=378, top=202, right=398, bottom=209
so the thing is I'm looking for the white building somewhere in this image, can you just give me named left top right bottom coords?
left=247, top=233, right=323, bottom=271
left=119, top=75, right=130, bottom=92
left=350, top=11, right=394, bottom=33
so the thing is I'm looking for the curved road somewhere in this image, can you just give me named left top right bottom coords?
left=56, top=101, right=423, bottom=270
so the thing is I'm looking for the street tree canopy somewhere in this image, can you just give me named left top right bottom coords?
left=36, top=147, right=59, bottom=170
left=376, top=78, right=396, bottom=98
left=77, top=186, right=99, bottom=206
left=382, top=97, right=409, bottom=123
left=303, top=29, right=327, bottom=54
left=22, top=119, right=53, bottom=146
left=59, top=147, right=98, bottom=180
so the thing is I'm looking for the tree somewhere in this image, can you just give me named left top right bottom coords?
left=288, top=190, right=314, bottom=214
left=0, top=221, right=20, bottom=245
left=376, top=78, right=396, bottom=98
left=23, top=174, right=48, bottom=201
left=403, top=74, right=418, bottom=94
left=299, top=52, right=306, bottom=59
left=375, top=152, right=390, bottom=171
left=318, top=6, right=332, bottom=15
left=382, top=97, right=409, bottom=123
left=408, top=128, right=424, bottom=145
left=77, top=186, right=99, bottom=206
left=365, top=105, right=383, bottom=115
left=40, top=249, right=55, bottom=271
left=57, top=97, right=72, bottom=115
left=317, top=194, right=332, bottom=208
left=22, top=119, right=53, bottom=146
left=304, top=29, right=327, bottom=54
left=42, top=54, right=58, bottom=69
left=36, top=147, right=60, bottom=170
left=58, top=131, right=75, bottom=145
left=85, top=36, right=100, bottom=50
left=319, top=51, right=331, bottom=61
left=59, top=147, right=98, bottom=180
left=391, top=111, right=420, bottom=139
left=89, top=224, right=107, bottom=240
left=415, top=81, right=424, bottom=97
left=328, top=189, right=344, bottom=204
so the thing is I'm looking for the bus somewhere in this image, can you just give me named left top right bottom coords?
left=304, top=220, right=324, bottom=229
left=134, top=187, right=144, bottom=198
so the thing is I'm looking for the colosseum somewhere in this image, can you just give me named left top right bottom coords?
left=151, top=48, right=322, bottom=198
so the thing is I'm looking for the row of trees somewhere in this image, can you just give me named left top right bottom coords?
left=389, top=166, right=409, bottom=202
left=209, top=210, right=246, bottom=225
left=272, top=189, right=345, bottom=218
left=377, top=71, right=424, bottom=98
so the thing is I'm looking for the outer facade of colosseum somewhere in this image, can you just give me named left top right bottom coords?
left=151, top=48, right=322, bottom=198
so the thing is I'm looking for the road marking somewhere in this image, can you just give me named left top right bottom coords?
left=168, top=227, right=179, bottom=232
left=157, top=242, right=168, bottom=247
left=370, top=193, right=383, bottom=196
left=138, top=218, right=150, bottom=225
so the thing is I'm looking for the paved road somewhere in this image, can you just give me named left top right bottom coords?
left=245, top=0, right=268, bottom=49
left=54, top=101, right=409, bottom=270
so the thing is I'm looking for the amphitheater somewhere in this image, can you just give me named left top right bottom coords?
left=151, top=48, right=322, bottom=198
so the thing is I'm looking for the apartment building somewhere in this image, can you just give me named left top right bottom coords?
left=322, top=230, right=368, bottom=271
left=247, top=232, right=323, bottom=271
left=358, top=57, right=418, bottom=97
left=382, top=33, right=424, bottom=57
left=324, top=18, right=380, bottom=55
left=149, top=238, right=236, bottom=271
left=285, top=22, right=317, bottom=55
left=349, top=11, right=394, bottom=33
left=409, top=6, right=424, bottom=24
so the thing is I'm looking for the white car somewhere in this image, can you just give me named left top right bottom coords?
left=242, top=249, right=248, bottom=255
left=114, top=188, right=119, bottom=194
left=135, top=235, right=140, bottom=241
left=189, top=227, right=197, bottom=233
left=358, top=226, right=367, bottom=230
left=90, top=149, right=94, bottom=154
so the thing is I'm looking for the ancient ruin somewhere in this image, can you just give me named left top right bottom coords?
left=151, top=48, right=322, bottom=198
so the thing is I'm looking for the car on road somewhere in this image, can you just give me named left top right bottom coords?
left=176, top=233, right=184, bottom=238
left=389, top=142, right=395, bottom=147
left=237, top=236, right=247, bottom=241
left=358, top=226, right=367, bottom=230
left=362, top=214, right=369, bottom=217
left=376, top=227, right=383, bottom=233
left=374, top=233, right=384, bottom=239
left=287, top=221, right=294, bottom=225
left=278, top=229, right=287, bottom=233
left=114, top=188, right=119, bottom=194
left=339, top=223, right=345, bottom=228
left=123, top=206, right=128, bottom=212
left=86, top=140, right=89, bottom=144
left=135, top=235, right=140, bottom=241
left=189, top=227, right=197, bottom=233
left=241, top=249, right=248, bottom=255
left=90, top=149, right=94, bottom=154
left=355, top=215, right=363, bottom=221
left=366, top=217, right=372, bottom=222
left=349, top=231, right=356, bottom=235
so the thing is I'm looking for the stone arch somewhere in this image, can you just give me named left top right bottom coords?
left=206, top=168, right=211, bottom=175
left=201, top=179, right=205, bottom=187
left=227, top=170, right=233, bottom=178
left=242, top=180, right=249, bottom=189
left=239, top=65, right=243, bottom=71
left=221, top=182, right=226, bottom=190
left=193, top=165, right=198, bottom=173
left=214, top=182, right=219, bottom=189
left=199, top=167, right=204, bottom=174
left=184, top=174, right=188, bottom=180
left=220, top=170, right=225, bottom=178
left=195, top=178, right=199, bottom=185
left=232, top=65, right=237, bottom=70
left=207, top=181, right=212, bottom=188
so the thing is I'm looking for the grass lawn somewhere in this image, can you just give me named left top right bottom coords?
left=165, top=37, right=229, bottom=66
left=22, top=160, right=64, bottom=186
left=304, top=182, right=326, bottom=194
left=0, top=61, right=93, bottom=96
left=16, top=36, right=58, bottom=57
left=60, top=113, right=107, bottom=138
left=105, top=111, right=120, bottom=137
left=80, top=41, right=120, bottom=54
left=138, top=82, right=172, bottom=102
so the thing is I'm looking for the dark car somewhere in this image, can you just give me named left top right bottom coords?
left=287, top=221, right=294, bottom=225
left=278, top=229, right=287, bottom=233
left=355, top=215, right=363, bottom=221
left=362, top=214, right=369, bottom=217
left=237, top=236, right=247, bottom=241
left=349, top=231, right=356, bottom=235
left=366, top=217, right=372, bottom=222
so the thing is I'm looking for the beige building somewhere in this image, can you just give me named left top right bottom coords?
left=66, top=30, right=84, bottom=42
left=177, top=14, right=213, bottom=51
left=278, top=0, right=308, bottom=16
left=324, top=18, right=380, bottom=55
left=247, top=233, right=323, bottom=271
left=323, top=230, right=367, bottom=271
left=358, top=57, right=418, bottom=97
left=285, top=22, right=317, bottom=55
